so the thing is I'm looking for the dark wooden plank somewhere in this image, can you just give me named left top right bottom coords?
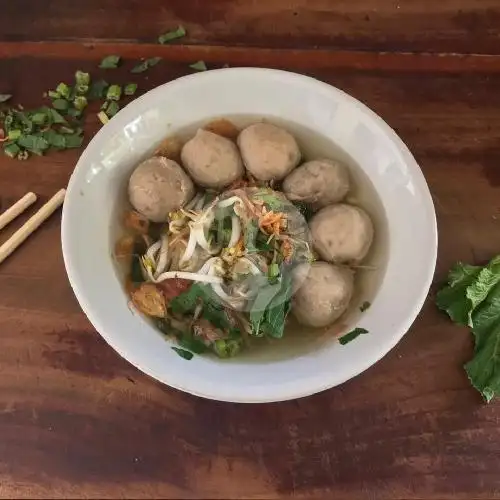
left=2, top=0, right=500, bottom=54
left=1, top=44, right=500, bottom=499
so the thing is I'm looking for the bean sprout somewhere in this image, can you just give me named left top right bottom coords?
left=228, top=215, right=241, bottom=248
left=154, top=233, right=170, bottom=278
left=154, top=271, right=223, bottom=284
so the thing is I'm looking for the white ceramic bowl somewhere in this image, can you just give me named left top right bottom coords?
left=61, top=68, right=437, bottom=403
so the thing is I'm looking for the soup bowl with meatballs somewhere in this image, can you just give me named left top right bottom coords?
left=62, top=68, right=437, bottom=402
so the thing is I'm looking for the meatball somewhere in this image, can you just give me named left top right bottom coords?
left=282, top=159, right=350, bottom=208
left=310, top=204, right=374, bottom=264
left=292, top=262, right=354, bottom=327
left=181, top=129, right=244, bottom=189
left=128, top=156, right=195, bottom=223
left=237, top=123, right=301, bottom=181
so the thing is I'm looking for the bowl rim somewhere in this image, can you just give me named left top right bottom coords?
left=62, top=67, right=438, bottom=402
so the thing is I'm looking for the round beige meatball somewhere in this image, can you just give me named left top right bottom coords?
left=292, top=262, right=354, bottom=327
left=282, top=159, right=350, bottom=208
left=237, top=123, right=301, bottom=181
left=181, top=129, right=244, bottom=189
left=310, top=204, right=374, bottom=264
left=128, top=156, right=195, bottom=223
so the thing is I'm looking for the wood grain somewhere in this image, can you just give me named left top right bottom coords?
left=1, top=43, right=500, bottom=499
left=3, top=0, right=500, bottom=54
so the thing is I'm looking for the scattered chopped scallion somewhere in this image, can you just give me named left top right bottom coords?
left=3, top=142, right=20, bottom=158
left=75, top=70, right=90, bottom=86
left=106, top=101, right=120, bottom=118
left=73, top=96, right=88, bottom=111
left=99, top=55, right=121, bottom=69
left=106, top=84, right=122, bottom=101
left=98, top=111, right=109, bottom=125
left=131, top=57, right=161, bottom=74
left=189, top=60, right=208, bottom=71
left=52, top=99, right=69, bottom=111
left=158, top=25, right=186, bottom=44
left=124, top=83, right=138, bottom=96
left=0, top=94, right=12, bottom=103
left=55, top=83, right=71, bottom=99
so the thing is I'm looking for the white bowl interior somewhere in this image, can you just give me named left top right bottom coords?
left=62, top=68, right=437, bottom=402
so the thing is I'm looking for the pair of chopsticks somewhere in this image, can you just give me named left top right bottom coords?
left=0, top=189, right=66, bottom=264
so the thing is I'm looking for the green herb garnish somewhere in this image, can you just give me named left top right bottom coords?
left=158, top=25, right=186, bottom=44
left=7, top=129, right=22, bottom=140
left=189, top=60, right=208, bottom=71
left=124, top=83, right=138, bottom=96
left=437, top=255, right=500, bottom=402
left=339, top=328, right=369, bottom=345
left=0, top=94, right=12, bottom=103
left=360, top=301, right=371, bottom=312
left=99, top=55, right=121, bottom=69
left=131, top=57, right=162, bottom=74
left=47, top=90, right=60, bottom=99
left=171, top=347, right=194, bottom=360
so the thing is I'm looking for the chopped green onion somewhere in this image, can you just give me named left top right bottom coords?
left=106, top=84, right=122, bottom=101
left=158, top=25, right=186, bottom=44
left=42, top=130, right=67, bottom=149
left=97, top=111, right=109, bottom=125
left=47, top=90, right=60, bottom=99
left=17, top=135, right=49, bottom=155
left=100, top=101, right=109, bottom=111
left=67, top=108, right=82, bottom=119
left=31, top=112, right=47, bottom=125
left=88, top=80, right=109, bottom=100
left=268, top=263, right=280, bottom=279
left=106, top=101, right=120, bottom=117
left=75, top=70, right=90, bottom=86
left=189, top=60, right=208, bottom=71
left=73, top=96, right=88, bottom=111
left=7, top=129, right=21, bottom=140
left=17, top=150, right=29, bottom=161
left=56, top=83, right=71, bottom=99
left=52, top=99, right=69, bottom=111
left=131, top=57, right=161, bottom=74
left=3, top=142, right=20, bottom=158
left=59, top=126, right=74, bottom=134
left=0, top=94, right=12, bottom=103
left=124, top=83, right=138, bottom=96
left=99, top=55, right=121, bottom=69
left=64, top=133, right=84, bottom=148
left=76, top=84, right=89, bottom=95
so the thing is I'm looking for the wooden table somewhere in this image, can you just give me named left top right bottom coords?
left=1, top=2, right=500, bottom=498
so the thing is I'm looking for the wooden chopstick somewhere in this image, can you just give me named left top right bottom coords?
left=0, top=192, right=37, bottom=231
left=0, top=189, right=66, bottom=265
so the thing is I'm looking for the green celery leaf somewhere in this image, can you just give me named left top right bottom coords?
left=0, top=94, right=12, bottom=103
left=436, top=262, right=481, bottom=325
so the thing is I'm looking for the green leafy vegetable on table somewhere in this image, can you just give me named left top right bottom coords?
left=437, top=255, right=500, bottom=402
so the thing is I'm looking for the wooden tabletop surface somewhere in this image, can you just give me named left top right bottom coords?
left=1, top=1, right=500, bottom=499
